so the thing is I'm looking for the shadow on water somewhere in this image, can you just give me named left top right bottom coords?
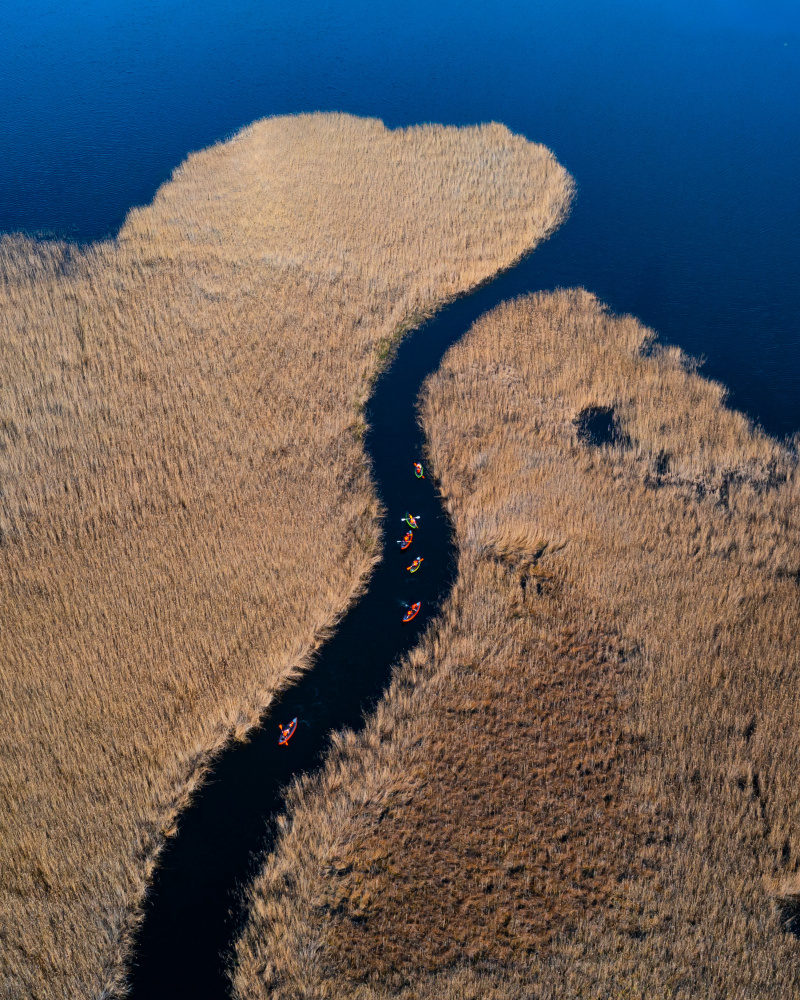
left=125, top=243, right=567, bottom=999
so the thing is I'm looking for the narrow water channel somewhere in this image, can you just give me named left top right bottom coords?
left=125, top=247, right=561, bottom=999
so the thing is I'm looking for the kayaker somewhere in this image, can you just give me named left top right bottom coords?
left=278, top=718, right=298, bottom=746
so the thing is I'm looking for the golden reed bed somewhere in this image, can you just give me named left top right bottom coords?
left=233, top=290, right=800, bottom=999
left=0, top=114, right=572, bottom=998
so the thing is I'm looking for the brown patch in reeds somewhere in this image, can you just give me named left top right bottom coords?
left=320, top=616, right=654, bottom=979
left=234, top=289, right=800, bottom=999
left=0, top=114, right=572, bottom=998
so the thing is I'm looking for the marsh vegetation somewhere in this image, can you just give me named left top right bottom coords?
left=234, top=289, right=800, bottom=999
left=0, top=114, right=572, bottom=997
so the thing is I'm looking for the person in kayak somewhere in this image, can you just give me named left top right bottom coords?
left=402, top=512, right=420, bottom=529
left=403, top=602, right=421, bottom=623
left=407, top=556, right=424, bottom=573
left=414, top=462, right=424, bottom=479
left=398, top=531, right=413, bottom=550
left=278, top=718, right=298, bottom=746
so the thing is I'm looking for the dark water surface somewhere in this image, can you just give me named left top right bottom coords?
left=2, top=0, right=799, bottom=435
left=4, top=1, right=800, bottom=995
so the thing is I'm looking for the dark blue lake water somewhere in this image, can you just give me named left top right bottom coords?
left=2, top=0, right=799, bottom=435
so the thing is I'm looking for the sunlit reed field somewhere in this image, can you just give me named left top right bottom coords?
left=0, top=113, right=572, bottom=998
left=233, top=289, right=800, bottom=999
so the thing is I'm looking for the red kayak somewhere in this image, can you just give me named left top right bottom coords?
left=403, top=602, right=421, bottom=623
left=398, top=531, right=413, bottom=550
left=278, top=717, right=298, bottom=746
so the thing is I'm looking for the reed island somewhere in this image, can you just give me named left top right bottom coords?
left=0, top=114, right=572, bottom=998
left=233, top=291, right=800, bottom=999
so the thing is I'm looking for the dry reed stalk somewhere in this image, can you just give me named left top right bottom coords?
left=233, top=289, right=800, bottom=999
left=0, top=114, right=573, bottom=998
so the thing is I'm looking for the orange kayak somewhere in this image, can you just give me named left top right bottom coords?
left=278, top=717, right=298, bottom=746
left=403, top=602, right=421, bottom=623
left=398, top=531, right=413, bottom=550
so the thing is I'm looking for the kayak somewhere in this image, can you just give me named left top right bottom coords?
left=403, top=602, right=421, bottom=623
left=402, top=512, right=420, bottom=529
left=398, top=531, right=413, bottom=550
left=414, top=462, right=424, bottom=479
left=407, top=556, right=424, bottom=573
left=278, top=717, right=298, bottom=746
